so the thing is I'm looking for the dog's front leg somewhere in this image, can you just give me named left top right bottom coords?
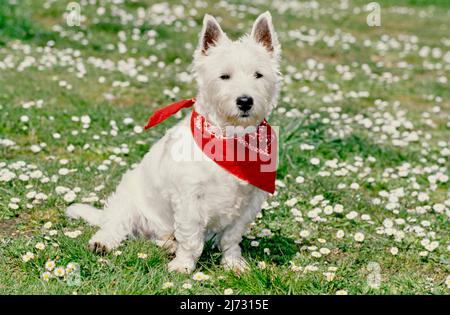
left=168, top=197, right=206, bottom=273
left=220, top=190, right=267, bottom=273
left=219, top=223, right=249, bottom=273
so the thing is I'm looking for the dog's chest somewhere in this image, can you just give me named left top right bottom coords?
left=175, top=154, right=257, bottom=227
left=154, top=116, right=264, bottom=230
left=202, top=168, right=257, bottom=230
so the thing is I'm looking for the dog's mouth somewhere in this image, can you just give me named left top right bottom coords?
left=222, top=110, right=260, bottom=127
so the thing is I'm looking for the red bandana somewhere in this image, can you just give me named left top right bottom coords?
left=144, top=99, right=277, bottom=193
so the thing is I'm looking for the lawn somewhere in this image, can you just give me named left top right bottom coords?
left=0, top=0, right=449, bottom=295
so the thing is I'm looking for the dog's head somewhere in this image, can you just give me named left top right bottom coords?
left=193, top=12, right=281, bottom=128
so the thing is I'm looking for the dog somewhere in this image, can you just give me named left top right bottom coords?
left=66, top=12, right=281, bottom=273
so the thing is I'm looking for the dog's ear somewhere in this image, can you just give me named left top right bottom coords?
left=251, top=12, right=280, bottom=58
left=199, top=14, right=226, bottom=55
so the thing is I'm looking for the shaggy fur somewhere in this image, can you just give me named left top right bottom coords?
left=66, top=12, right=281, bottom=273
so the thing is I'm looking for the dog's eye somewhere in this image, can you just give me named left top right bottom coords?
left=220, top=74, right=231, bottom=80
left=254, top=72, right=263, bottom=79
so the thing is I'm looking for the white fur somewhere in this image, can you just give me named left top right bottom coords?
left=66, top=12, right=281, bottom=273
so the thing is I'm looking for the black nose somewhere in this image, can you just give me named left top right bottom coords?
left=236, top=95, right=253, bottom=112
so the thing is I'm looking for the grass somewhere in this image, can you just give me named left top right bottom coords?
left=0, top=0, right=449, bottom=294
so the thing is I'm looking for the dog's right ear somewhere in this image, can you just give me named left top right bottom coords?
left=199, top=15, right=226, bottom=55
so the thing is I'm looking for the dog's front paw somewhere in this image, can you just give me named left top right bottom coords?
left=168, top=257, right=195, bottom=273
left=222, top=255, right=249, bottom=274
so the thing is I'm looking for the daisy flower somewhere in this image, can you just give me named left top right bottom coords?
left=54, top=266, right=66, bottom=277
left=45, top=260, right=56, bottom=271
left=311, top=251, right=322, bottom=258
left=64, top=230, right=82, bottom=238
left=63, top=190, right=77, bottom=203
left=334, top=204, right=344, bottom=213
left=320, top=248, right=331, bottom=255
left=324, top=205, right=333, bottom=215
left=390, top=247, right=399, bottom=255
left=162, top=282, right=174, bottom=289
left=43, top=222, right=52, bottom=229
left=304, top=264, right=319, bottom=272
left=258, top=261, right=267, bottom=269
left=336, top=290, right=348, bottom=295
left=310, top=157, right=320, bottom=165
left=22, top=252, right=34, bottom=262
left=285, top=198, right=298, bottom=207
left=182, top=282, right=193, bottom=289
left=290, top=264, right=302, bottom=272
left=66, top=262, right=77, bottom=273
left=224, top=288, right=234, bottom=295
left=192, top=272, right=210, bottom=281
left=41, top=272, right=52, bottom=282
left=354, top=232, right=365, bottom=242
left=346, top=211, right=358, bottom=220
left=425, top=241, right=439, bottom=252
left=137, top=253, right=148, bottom=259
left=35, top=242, right=46, bottom=250
left=259, top=228, right=272, bottom=237
left=323, top=272, right=335, bottom=282
left=299, top=230, right=310, bottom=238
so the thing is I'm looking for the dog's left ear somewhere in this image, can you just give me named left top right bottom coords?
left=251, top=12, right=280, bottom=58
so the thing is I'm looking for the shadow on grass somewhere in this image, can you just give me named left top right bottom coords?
left=241, top=235, right=298, bottom=265
left=198, top=234, right=299, bottom=269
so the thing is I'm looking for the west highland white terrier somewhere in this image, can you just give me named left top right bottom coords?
left=66, top=12, right=281, bottom=273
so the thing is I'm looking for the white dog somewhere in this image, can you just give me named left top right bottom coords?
left=66, top=12, right=281, bottom=273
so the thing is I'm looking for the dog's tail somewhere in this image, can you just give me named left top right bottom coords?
left=66, top=203, right=103, bottom=227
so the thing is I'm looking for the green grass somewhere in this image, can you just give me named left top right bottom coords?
left=0, top=0, right=449, bottom=294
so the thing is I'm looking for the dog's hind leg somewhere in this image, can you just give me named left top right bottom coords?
left=67, top=194, right=136, bottom=253
left=87, top=202, right=136, bottom=253
left=88, top=223, right=130, bottom=253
